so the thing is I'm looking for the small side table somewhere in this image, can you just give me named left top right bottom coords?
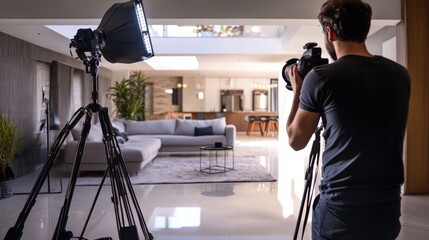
left=200, top=145, right=234, bottom=174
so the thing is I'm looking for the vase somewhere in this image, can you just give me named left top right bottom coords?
left=0, top=179, right=13, bottom=199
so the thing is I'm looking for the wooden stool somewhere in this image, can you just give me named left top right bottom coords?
left=264, top=116, right=278, bottom=137
left=246, top=116, right=265, bottom=136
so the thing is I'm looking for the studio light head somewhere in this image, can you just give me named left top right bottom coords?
left=70, top=0, right=154, bottom=68
left=96, top=0, right=154, bottom=63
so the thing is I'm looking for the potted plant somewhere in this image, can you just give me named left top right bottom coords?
left=0, top=114, right=21, bottom=199
left=109, top=71, right=147, bottom=121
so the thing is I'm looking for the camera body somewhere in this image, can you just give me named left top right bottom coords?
left=70, top=28, right=104, bottom=63
left=282, top=42, right=329, bottom=91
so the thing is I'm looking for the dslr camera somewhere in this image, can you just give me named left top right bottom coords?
left=70, top=28, right=104, bottom=63
left=282, top=42, right=329, bottom=91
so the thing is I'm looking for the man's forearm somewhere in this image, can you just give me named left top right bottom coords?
left=287, top=92, right=301, bottom=132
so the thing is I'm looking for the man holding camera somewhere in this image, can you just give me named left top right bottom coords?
left=286, top=0, right=410, bottom=239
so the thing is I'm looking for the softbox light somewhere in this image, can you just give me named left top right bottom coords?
left=96, top=0, right=154, bottom=63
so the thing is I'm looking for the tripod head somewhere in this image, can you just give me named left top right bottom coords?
left=69, top=29, right=104, bottom=105
left=70, top=28, right=103, bottom=77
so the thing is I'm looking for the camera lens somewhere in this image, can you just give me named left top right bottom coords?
left=282, top=58, right=299, bottom=91
left=281, top=42, right=329, bottom=91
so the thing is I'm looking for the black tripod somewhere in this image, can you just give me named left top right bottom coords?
left=4, top=58, right=153, bottom=240
left=293, top=126, right=323, bottom=240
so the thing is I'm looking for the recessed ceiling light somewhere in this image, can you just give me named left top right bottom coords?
left=251, top=26, right=261, bottom=33
left=145, top=56, right=199, bottom=70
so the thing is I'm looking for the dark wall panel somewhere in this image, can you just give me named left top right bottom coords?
left=0, top=31, right=112, bottom=177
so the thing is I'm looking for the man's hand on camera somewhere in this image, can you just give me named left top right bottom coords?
left=286, top=64, right=320, bottom=151
left=290, top=65, right=303, bottom=94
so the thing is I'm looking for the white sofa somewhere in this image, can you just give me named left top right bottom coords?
left=63, top=117, right=236, bottom=174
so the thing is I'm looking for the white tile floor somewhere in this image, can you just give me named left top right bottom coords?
left=0, top=132, right=428, bottom=240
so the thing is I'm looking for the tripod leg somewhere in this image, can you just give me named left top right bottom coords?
left=293, top=176, right=311, bottom=240
left=79, top=167, right=110, bottom=239
left=4, top=108, right=87, bottom=240
left=52, top=110, right=94, bottom=240
left=98, top=108, right=153, bottom=240
left=293, top=127, right=323, bottom=240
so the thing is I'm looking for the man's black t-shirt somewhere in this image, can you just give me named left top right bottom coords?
left=300, top=55, right=410, bottom=205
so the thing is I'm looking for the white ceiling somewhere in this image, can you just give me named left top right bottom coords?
left=0, top=0, right=401, bottom=78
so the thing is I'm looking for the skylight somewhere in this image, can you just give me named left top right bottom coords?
left=145, top=56, right=199, bottom=70
left=46, top=24, right=283, bottom=40
left=150, top=25, right=282, bottom=38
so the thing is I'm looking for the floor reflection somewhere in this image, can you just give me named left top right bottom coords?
left=0, top=133, right=428, bottom=239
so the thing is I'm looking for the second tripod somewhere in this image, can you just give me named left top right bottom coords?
left=293, top=126, right=323, bottom=240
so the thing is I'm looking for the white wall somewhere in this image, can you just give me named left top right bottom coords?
left=182, top=77, right=206, bottom=112
left=367, top=26, right=396, bottom=56
left=277, top=69, right=316, bottom=218
left=382, top=37, right=397, bottom=61
left=111, top=70, right=130, bottom=83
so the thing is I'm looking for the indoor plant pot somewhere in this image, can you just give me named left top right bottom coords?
left=0, top=114, right=21, bottom=199
left=0, top=166, right=15, bottom=198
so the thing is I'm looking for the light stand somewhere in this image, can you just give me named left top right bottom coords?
left=4, top=1, right=154, bottom=239
left=15, top=90, right=63, bottom=195
left=43, top=96, right=64, bottom=194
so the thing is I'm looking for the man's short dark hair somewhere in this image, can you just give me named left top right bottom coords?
left=318, top=0, right=372, bottom=42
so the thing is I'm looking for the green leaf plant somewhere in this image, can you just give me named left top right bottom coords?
left=109, top=71, right=147, bottom=121
left=0, top=114, right=21, bottom=179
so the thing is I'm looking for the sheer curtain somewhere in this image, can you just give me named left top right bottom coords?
left=50, top=61, right=77, bottom=129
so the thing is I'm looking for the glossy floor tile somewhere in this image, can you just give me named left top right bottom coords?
left=1, top=133, right=428, bottom=240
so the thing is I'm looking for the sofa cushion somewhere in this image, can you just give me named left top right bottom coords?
left=71, top=123, right=104, bottom=141
left=64, top=138, right=161, bottom=165
left=175, top=117, right=226, bottom=136
left=195, top=126, right=213, bottom=136
left=121, top=138, right=161, bottom=163
left=174, top=119, right=194, bottom=136
left=87, top=124, right=104, bottom=141
left=71, top=126, right=81, bottom=140
left=126, top=119, right=176, bottom=135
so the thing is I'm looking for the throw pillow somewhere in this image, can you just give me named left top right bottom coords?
left=116, top=135, right=126, bottom=144
left=195, top=126, right=213, bottom=136
left=115, top=131, right=129, bottom=142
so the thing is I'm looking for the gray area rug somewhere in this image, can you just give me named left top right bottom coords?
left=76, top=155, right=276, bottom=185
